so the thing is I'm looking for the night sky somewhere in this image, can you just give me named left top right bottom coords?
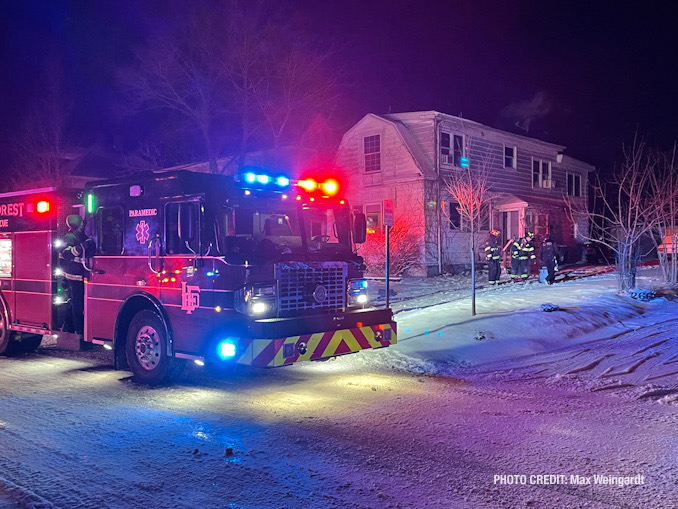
left=2, top=0, right=678, bottom=170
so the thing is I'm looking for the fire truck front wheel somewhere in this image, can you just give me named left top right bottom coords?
left=126, top=310, right=184, bottom=385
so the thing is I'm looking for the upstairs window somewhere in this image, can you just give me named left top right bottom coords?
left=364, top=135, right=381, bottom=173
left=441, top=133, right=465, bottom=166
left=453, top=134, right=465, bottom=167
left=504, top=145, right=516, bottom=168
left=567, top=172, right=582, bottom=197
left=440, top=132, right=451, bottom=164
left=532, top=159, right=552, bottom=188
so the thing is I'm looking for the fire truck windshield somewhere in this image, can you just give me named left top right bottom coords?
left=215, top=197, right=352, bottom=262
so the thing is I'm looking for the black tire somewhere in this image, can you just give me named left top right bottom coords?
left=125, top=310, right=184, bottom=385
left=0, top=308, right=18, bottom=356
left=17, top=334, right=43, bottom=353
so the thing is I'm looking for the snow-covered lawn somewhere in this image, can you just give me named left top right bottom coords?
left=338, top=266, right=678, bottom=393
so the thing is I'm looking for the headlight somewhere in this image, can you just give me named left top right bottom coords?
left=235, top=284, right=277, bottom=316
left=347, top=279, right=369, bottom=307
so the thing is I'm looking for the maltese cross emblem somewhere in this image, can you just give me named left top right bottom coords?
left=136, top=220, right=150, bottom=244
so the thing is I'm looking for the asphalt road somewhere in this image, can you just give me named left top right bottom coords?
left=0, top=339, right=675, bottom=508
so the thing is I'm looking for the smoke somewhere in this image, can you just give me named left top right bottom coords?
left=498, top=91, right=553, bottom=134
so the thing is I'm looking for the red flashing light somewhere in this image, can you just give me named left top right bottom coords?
left=296, top=176, right=341, bottom=197
left=36, top=200, right=50, bottom=213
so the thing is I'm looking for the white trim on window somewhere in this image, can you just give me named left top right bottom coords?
left=532, top=158, right=552, bottom=188
left=566, top=172, right=582, bottom=197
left=504, top=145, right=516, bottom=168
left=364, top=134, right=381, bottom=173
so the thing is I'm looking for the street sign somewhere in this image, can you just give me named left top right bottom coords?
left=383, top=199, right=394, bottom=226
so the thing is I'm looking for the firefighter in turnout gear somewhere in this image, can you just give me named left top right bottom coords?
left=509, top=237, right=522, bottom=281
left=540, top=235, right=563, bottom=285
left=58, top=214, right=93, bottom=334
left=518, top=232, right=536, bottom=280
left=484, top=229, right=501, bottom=285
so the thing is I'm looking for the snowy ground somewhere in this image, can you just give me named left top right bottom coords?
left=0, top=266, right=676, bottom=508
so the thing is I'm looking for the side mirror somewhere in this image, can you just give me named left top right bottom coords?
left=178, top=204, right=195, bottom=242
left=353, top=211, right=367, bottom=244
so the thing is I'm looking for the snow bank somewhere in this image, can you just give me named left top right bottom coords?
left=329, top=270, right=670, bottom=377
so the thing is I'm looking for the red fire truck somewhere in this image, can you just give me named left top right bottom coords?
left=0, top=170, right=396, bottom=384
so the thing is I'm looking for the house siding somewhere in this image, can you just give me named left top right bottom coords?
left=336, top=111, right=594, bottom=276
left=335, top=115, right=429, bottom=275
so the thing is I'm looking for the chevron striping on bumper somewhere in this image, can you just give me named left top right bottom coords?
left=242, top=323, right=396, bottom=367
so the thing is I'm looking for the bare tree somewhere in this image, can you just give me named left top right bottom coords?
left=443, top=154, right=493, bottom=316
left=567, top=137, right=659, bottom=292
left=120, top=143, right=167, bottom=175
left=9, top=57, right=73, bottom=188
left=116, top=3, right=228, bottom=173
left=116, top=1, right=342, bottom=175
left=359, top=216, right=423, bottom=277
left=647, top=145, right=678, bottom=285
left=258, top=42, right=341, bottom=164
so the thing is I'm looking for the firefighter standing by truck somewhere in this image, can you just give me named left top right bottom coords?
left=58, top=214, right=93, bottom=335
left=484, top=229, right=501, bottom=285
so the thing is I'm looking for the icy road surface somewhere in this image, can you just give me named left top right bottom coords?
left=0, top=268, right=676, bottom=508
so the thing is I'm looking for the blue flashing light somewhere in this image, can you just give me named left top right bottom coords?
left=360, top=280, right=368, bottom=289
left=460, top=157, right=469, bottom=168
left=218, top=339, right=237, bottom=360
left=206, top=271, right=215, bottom=277
left=240, top=171, right=291, bottom=189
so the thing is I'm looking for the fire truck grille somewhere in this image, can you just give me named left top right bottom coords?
left=275, top=262, right=347, bottom=314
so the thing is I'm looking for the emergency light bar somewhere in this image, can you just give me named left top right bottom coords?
left=237, top=171, right=341, bottom=197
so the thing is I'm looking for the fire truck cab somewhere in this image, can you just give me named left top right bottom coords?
left=0, top=170, right=397, bottom=384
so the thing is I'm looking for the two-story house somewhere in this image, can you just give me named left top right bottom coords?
left=335, top=111, right=593, bottom=276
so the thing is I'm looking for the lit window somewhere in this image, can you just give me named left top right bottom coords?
left=364, top=135, right=381, bottom=173
left=365, top=203, right=381, bottom=234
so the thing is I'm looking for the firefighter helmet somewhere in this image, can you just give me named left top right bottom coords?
left=66, top=214, right=83, bottom=231
left=490, top=229, right=500, bottom=236
left=526, top=231, right=534, bottom=238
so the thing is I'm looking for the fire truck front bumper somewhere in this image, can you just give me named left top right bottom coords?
left=225, top=308, right=397, bottom=367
